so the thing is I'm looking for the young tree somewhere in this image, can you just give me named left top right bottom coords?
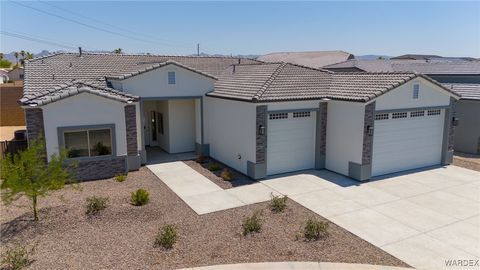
left=14, top=52, right=19, bottom=66
left=0, top=138, right=74, bottom=221
left=114, top=48, right=122, bottom=54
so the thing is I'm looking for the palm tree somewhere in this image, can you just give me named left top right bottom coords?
left=20, top=50, right=26, bottom=59
left=114, top=48, right=122, bottom=54
left=14, top=51, right=19, bottom=66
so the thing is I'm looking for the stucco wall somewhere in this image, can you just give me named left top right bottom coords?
left=205, top=97, right=256, bottom=174
left=375, top=78, right=451, bottom=111
left=117, top=65, right=215, bottom=98
left=168, top=99, right=196, bottom=153
left=42, top=92, right=127, bottom=161
left=325, top=100, right=365, bottom=176
left=454, top=99, right=480, bottom=154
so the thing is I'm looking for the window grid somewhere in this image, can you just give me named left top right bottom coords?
left=293, top=111, right=311, bottom=118
left=392, top=112, right=408, bottom=119
left=168, top=71, right=176, bottom=85
left=413, top=84, right=420, bottom=99
left=410, top=110, right=425, bottom=117
left=375, top=113, right=389, bottom=120
left=427, top=109, right=441, bottom=116
left=269, top=113, right=288, bottom=120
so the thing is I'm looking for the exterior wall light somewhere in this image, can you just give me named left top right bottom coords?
left=367, top=125, right=374, bottom=136
left=258, top=125, right=265, bottom=135
left=452, top=117, right=459, bottom=126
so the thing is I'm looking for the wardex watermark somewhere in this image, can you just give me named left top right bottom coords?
left=445, top=259, right=480, bottom=268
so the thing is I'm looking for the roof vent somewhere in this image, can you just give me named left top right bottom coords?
left=78, top=47, right=82, bottom=57
left=238, top=58, right=241, bottom=64
left=69, top=62, right=73, bottom=68
left=52, top=74, right=55, bottom=80
left=232, top=64, right=236, bottom=73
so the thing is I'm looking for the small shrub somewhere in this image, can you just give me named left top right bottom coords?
left=155, top=224, right=177, bottom=249
left=270, top=193, right=288, bottom=213
left=1, top=245, right=33, bottom=270
left=304, top=218, right=329, bottom=241
left=208, top=162, right=221, bottom=171
left=131, top=189, right=150, bottom=206
left=196, top=155, right=207, bottom=164
left=242, top=212, right=262, bottom=236
left=86, top=196, right=109, bottom=215
left=220, top=168, right=234, bottom=181
left=115, top=174, right=126, bottom=182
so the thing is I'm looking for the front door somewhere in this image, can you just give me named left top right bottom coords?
left=149, top=111, right=159, bottom=146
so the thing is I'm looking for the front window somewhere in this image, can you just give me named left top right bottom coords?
left=168, top=71, right=176, bottom=84
left=64, top=128, right=112, bottom=158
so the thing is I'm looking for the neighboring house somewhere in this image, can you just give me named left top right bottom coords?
left=391, top=54, right=478, bottom=61
left=325, top=59, right=480, bottom=155
left=257, top=51, right=354, bottom=68
left=0, top=81, right=25, bottom=126
left=0, top=69, right=9, bottom=84
left=22, top=53, right=459, bottom=181
left=7, top=67, right=24, bottom=81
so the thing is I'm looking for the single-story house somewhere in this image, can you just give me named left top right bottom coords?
left=324, top=59, right=480, bottom=154
left=22, top=53, right=460, bottom=181
left=8, top=67, right=24, bottom=81
left=258, top=51, right=354, bottom=69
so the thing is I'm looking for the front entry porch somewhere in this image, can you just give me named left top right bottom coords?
left=145, top=146, right=196, bottom=164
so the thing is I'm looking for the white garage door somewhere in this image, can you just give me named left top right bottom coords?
left=372, top=109, right=444, bottom=177
left=267, top=111, right=316, bottom=175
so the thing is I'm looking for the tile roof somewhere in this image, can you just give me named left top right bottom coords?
left=258, top=51, right=354, bottom=68
left=441, top=83, right=480, bottom=101
left=208, top=63, right=460, bottom=102
left=324, top=59, right=480, bottom=75
left=19, top=80, right=138, bottom=106
left=22, top=53, right=259, bottom=105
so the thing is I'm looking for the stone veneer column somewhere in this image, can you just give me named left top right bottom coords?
left=315, top=101, right=328, bottom=169
left=25, top=108, right=45, bottom=142
left=125, top=104, right=140, bottom=171
left=442, top=97, right=457, bottom=165
left=247, top=105, right=267, bottom=179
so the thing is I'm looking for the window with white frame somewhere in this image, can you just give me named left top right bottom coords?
left=427, top=109, right=441, bottom=116
left=269, top=113, right=288, bottom=120
left=293, top=111, right=311, bottom=118
left=375, top=113, right=389, bottom=120
left=392, top=112, right=408, bottom=119
left=413, top=84, right=420, bottom=99
left=410, top=110, right=425, bottom=117
left=63, top=128, right=113, bottom=158
left=168, top=71, right=176, bottom=85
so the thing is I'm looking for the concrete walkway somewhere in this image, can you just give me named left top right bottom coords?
left=148, top=162, right=480, bottom=270
left=178, top=262, right=413, bottom=270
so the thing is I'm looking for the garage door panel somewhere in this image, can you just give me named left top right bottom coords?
left=372, top=110, right=444, bottom=177
left=267, top=112, right=316, bottom=175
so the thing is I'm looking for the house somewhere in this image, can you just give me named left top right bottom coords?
left=257, top=51, right=354, bottom=69
left=0, top=69, right=9, bottom=84
left=7, top=67, right=24, bottom=81
left=21, top=53, right=460, bottom=181
left=325, top=59, right=480, bottom=154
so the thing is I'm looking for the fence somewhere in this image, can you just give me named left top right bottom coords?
left=0, top=140, right=28, bottom=159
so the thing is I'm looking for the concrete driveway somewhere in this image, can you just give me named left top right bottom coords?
left=149, top=162, right=479, bottom=270
left=261, top=166, right=480, bottom=270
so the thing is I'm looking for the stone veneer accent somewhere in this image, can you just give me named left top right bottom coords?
left=256, top=105, right=267, bottom=163
left=362, top=102, right=375, bottom=165
left=318, top=102, right=328, bottom=156
left=72, top=157, right=126, bottom=181
left=447, top=97, right=457, bottom=151
left=25, top=108, right=45, bottom=141
left=124, top=105, right=138, bottom=156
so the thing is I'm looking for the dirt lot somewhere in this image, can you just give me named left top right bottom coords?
left=0, top=168, right=409, bottom=270
left=453, top=152, right=480, bottom=172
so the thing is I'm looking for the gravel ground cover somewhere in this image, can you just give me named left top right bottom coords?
left=184, top=159, right=256, bottom=189
left=453, top=152, right=480, bottom=172
left=0, top=167, right=409, bottom=270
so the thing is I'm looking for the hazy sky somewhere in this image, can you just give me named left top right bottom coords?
left=1, top=1, right=479, bottom=57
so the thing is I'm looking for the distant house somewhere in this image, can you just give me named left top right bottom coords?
left=257, top=51, right=354, bottom=68
left=8, top=67, right=24, bottom=81
left=325, top=59, right=480, bottom=154
left=0, top=70, right=9, bottom=84
left=391, top=54, right=478, bottom=62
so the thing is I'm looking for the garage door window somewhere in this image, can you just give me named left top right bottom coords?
left=269, top=113, right=288, bottom=120
left=410, top=110, right=425, bottom=117
left=427, top=109, right=441, bottom=116
left=392, top=112, right=407, bottom=119
left=293, top=111, right=310, bottom=118
left=375, top=113, right=389, bottom=120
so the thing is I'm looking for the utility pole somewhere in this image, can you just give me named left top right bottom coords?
left=197, top=43, right=200, bottom=56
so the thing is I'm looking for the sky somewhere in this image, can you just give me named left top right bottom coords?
left=1, top=1, right=479, bottom=57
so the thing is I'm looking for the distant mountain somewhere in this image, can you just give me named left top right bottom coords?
left=2, top=50, right=57, bottom=62
left=356, top=55, right=392, bottom=60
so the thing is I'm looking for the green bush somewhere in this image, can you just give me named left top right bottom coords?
left=115, top=174, right=126, bottom=182
left=131, top=189, right=150, bottom=206
left=85, top=196, right=108, bottom=215
left=304, top=218, right=329, bottom=241
left=242, top=212, right=262, bottom=236
left=270, top=193, right=288, bottom=213
left=1, top=245, right=33, bottom=270
left=220, top=168, right=234, bottom=181
left=155, top=224, right=177, bottom=249
left=208, top=162, right=221, bottom=171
